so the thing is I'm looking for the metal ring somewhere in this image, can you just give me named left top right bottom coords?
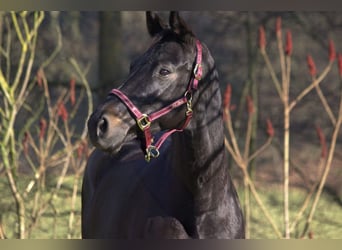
left=193, top=63, right=202, bottom=80
left=145, top=145, right=160, bottom=162
left=184, top=91, right=193, bottom=102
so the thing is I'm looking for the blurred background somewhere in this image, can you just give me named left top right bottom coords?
left=0, top=11, right=341, bottom=239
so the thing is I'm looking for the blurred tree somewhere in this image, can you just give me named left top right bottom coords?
left=99, top=11, right=123, bottom=96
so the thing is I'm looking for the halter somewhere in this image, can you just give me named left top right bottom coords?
left=110, top=39, right=203, bottom=162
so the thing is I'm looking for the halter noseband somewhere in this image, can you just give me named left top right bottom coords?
left=110, top=39, right=203, bottom=162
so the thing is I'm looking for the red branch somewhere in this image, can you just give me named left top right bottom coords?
left=77, top=140, right=90, bottom=160
left=57, top=101, right=68, bottom=122
left=39, top=118, right=47, bottom=140
left=285, top=30, right=293, bottom=56
left=77, top=142, right=85, bottom=160
left=328, top=39, right=336, bottom=62
left=307, top=55, right=317, bottom=77
left=266, top=118, right=274, bottom=137
left=258, top=26, right=266, bottom=50
left=36, top=68, right=44, bottom=88
left=223, top=84, right=232, bottom=111
left=70, top=77, right=76, bottom=106
left=22, top=132, right=30, bottom=156
left=315, top=125, right=327, bottom=158
left=246, top=95, right=254, bottom=115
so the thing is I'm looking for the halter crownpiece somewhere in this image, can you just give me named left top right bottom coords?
left=110, top=39, right=203, bottom=162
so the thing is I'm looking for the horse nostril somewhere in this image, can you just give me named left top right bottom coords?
left=97, top=116, right=108, bottom=137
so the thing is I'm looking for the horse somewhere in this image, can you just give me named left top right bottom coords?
left=82, top=11, right=245, bottom=239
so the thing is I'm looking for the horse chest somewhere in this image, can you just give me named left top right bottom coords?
left=84, top=149, right=194, bottom=238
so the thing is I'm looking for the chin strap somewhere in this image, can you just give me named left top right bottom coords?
left=110, top=39, right=203, bottom=162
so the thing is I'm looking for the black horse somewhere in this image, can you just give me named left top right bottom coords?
left=82, top=11, right=245, bottom=239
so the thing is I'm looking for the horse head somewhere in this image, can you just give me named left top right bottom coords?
left=88, top=12, right=211, bottom=159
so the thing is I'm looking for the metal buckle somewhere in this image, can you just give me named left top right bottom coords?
left=145, top=145, right=160, bottom=162
left=193, top=63, right=202, bottom=80
left=137, top=114, right=151, bottom=131
left=184, top=91, right=193, bottom=116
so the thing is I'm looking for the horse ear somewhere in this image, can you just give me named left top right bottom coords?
left=169, top=11, right=194, bottom=37
left=146, top=11, right=167, bottom=37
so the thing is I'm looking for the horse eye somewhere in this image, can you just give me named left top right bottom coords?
left=159, top=68, right=171, bottom=76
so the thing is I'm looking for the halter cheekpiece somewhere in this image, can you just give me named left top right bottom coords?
left=110, top=39, right=203, bottom=162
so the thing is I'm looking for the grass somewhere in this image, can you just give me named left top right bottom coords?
left=0, top=175, right=82, bottom=239
left=0, top=175, right=341, bottom=239
left=240, top=184, right=342, bottom=239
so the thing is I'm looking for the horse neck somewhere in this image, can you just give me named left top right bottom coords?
left=171, top=71, right=230, bottom=209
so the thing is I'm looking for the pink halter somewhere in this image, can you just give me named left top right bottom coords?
left=110, top=40, right=203, bottom=162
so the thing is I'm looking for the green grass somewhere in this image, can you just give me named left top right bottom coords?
left=239, top=184, right=342, bottom=239
left=0, top=175, right=82, bottom=239
left=0, top=175, right=341, bottom=238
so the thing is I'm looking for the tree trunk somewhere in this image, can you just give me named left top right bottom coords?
left=98, top=11, right=123, bottom=96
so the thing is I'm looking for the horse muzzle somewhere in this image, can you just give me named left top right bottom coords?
left=87, top=106, right=132, bottom=153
